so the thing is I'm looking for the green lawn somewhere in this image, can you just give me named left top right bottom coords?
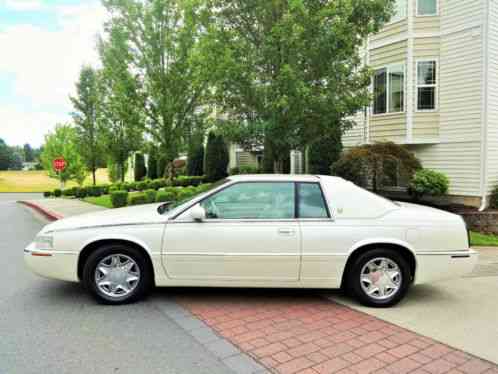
left=470, top=231, right=498, bottom=247
left=84, top=195, right=113, bottom=209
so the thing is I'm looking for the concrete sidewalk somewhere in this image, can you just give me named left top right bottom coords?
left=18, top=197, right=106, bottom=220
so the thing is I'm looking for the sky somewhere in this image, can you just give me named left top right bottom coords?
left=0, top=0, right=107, bottom=147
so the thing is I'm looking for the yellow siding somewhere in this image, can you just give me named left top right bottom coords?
left=371, top=19, right=407, bottom=44
left=343, top=111, right=366, bottom=147
left=370, top=114, right=406, bottom=143
left=414, top=16, right=440, bottom=34
left=370, top=40, right=407, bottom=68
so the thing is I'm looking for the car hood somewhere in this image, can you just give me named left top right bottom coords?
left=41, top=203, right=169, bottom=233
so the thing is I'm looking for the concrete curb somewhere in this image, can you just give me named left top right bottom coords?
left=17, top=200, right=63, bottom=221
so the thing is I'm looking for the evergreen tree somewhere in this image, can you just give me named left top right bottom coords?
left=187, top=140, right=205, bottom=176
left=205, top=132, right=228, bottom=182
left=308, top=127, right=343, bottom=175
left=134, top=153, right=147, bottom=181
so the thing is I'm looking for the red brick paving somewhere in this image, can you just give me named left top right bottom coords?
left=177, top=293, right=498, bottom=374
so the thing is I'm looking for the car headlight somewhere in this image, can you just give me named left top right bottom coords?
left=34, top=235, right=54, bottom=250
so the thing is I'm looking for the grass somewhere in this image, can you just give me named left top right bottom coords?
left=470, top=231, right=498, bottom=247
left=0, top=169, right=110, bottom=192
left=83, top=195, right=113, bottom=209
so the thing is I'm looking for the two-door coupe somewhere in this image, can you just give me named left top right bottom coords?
left=25, top=175, right=478, bottom=307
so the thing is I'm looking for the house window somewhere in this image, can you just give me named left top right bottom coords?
left=391, top=0, right=407, bottom=22
left=417, top=60, right=437, bottom=111
left=417, top=0, right=438, bottom=16
left=373, top=64, right=405, bottom=115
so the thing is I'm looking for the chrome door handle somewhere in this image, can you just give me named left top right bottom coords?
left=278, top=228, right=295, bottom=236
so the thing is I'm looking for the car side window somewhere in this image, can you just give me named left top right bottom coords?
left=200, top=182, right=295, bottom=219
left=297, top=183, right=329, bottom=219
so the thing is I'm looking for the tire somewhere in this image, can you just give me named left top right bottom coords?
left=82, top=244, right=153, bottom=305
left=347, top=248, right=411, bottom=308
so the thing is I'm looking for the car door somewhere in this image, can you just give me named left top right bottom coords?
left=162, top=181, right=301, bottom=282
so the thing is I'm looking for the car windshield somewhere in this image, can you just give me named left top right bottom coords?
left=158, top=179, right=230, bottom=216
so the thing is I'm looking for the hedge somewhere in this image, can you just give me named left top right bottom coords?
left=156, top=190, right=176, bottom=203
left=129, top=193, right=147, bottom=206
left=144, top=189, right=157, bottom=204
left=110, top=190, right=128, bottom=208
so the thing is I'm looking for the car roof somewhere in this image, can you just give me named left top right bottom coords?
left=227, top=174, right=346, bottom=183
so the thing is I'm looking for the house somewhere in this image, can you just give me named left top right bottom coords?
left=343, top=0, right=498, bottom=208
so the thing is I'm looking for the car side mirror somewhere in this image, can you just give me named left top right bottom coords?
left=190, top=204, right=206, bottom=222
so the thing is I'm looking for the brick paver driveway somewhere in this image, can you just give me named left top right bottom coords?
left=177, top=290, right=498, bottom=374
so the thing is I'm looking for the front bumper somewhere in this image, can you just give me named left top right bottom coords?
left=24, top=243, right=79, bottom=282
left=414, top=249, right=479, bottom=284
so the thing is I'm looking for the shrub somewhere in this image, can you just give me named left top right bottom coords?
left=75, top=187, right=87, bottom=199
left=87, top=186, right=103, bottom=197
left=129, top=193, right=147, bottom=206
left=144, top=189, right=157, bottom=203
left=43, top=191, right=52, bottom=198
left=205, top=132, right=229, bottom=182
left=54, top=189, right=62, bottom=198
left=187, top=142, right=205, bottom=176
left=100, top=184, right=110, bottom=195
left=136, top=180, right=148, bottom=191
left=332, top=142, right=422, bottom=192
left=110, top=190, right=128, bottom=208
left=156, top=190, right=176, bottom=203
left=150, top=178, right=167, bottom=190
left=62, top=187, right=76, bottom=197
left=230, top=165, right=260, bottom=175
left=308, top=128, right=342, bottom=175
left=197, top=183, right=213, bottom=193
left=147, top=147, right=158, bottom=180
left=134, top=153, right=147, bottom=181
left=409, top=169, right=450, bottom=200
left=490, top=185, right=498, bottom=209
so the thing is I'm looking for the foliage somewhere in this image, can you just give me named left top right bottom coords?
left=308, top=127, right=342, bottom=175
left=40, top=124, right=88, bottom=185
left=490, top=185, right=498, bottom=209
left=43, top=191, right=53, bottom=198
left=107, top=159, right=128, bottom=183
left=409, top=169, right=449, bottom=200
left=230, top=166, right=261, bottom=175
left=205, top=0, right=395, bottom=170
left=0, top=138, right=20, bottom=170
left=144, top=189, right=157, bottom=203
left=129, top=193, right=147, bottom=206
left=332, top=142, right=422, bottom=192
left=156, top=190, right=177, bottom=203
left=204, top=132, right=229, bottom=182
left=102, top=0, right=211, bottom=180
left=71, top=66, right=103, bottom=185
left=174, top=175, right=205, bottom=187
left=23, top=144, right=35, bottom=162
left=134, top=153, right=147, bottom=181
left=110, top=190, right=129, bottom=208
left=187, top=141, right=205, bottom=177
left=54, top=189, right=62, bottom=197
left=147, top=146, right=158, bottom=180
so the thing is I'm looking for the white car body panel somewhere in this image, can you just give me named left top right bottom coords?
left=24, top=175, right=478, bottom=290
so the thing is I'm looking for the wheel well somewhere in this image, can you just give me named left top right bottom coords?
left=77, top=239, right=155, bottom=284
left=340, top=243, right=416, bottom=288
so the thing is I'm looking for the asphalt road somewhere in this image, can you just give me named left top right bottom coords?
left=0, top=194, right=234, bottom=374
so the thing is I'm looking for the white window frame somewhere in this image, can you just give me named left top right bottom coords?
left=416, top=0, right=439, bottom=17
left=372, top=63, right=406, bottom=116
left=416, top=59, right=438, bottom=112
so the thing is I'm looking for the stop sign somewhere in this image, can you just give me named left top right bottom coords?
left=53, top=157, right=66, bottom=172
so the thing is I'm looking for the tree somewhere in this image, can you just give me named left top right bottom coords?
left=134, top=153, right=147, bottom=181
left=187, top=137, right=205, bottom=176
left=40, top=124, right=88, bottom=186
left=70, top=66, right=102, bottom=186
left=98, top=24, right=143, bottom=183
left=308, top=127, right=343, bottom=175
left=205, top=0, right=394, bottom=171
left=23, top=144, right=34, bottom=162
left=331, top=142, right=422, bottom=192
left=0, top=139, right=13, bottom=170
left=147, top=145, right=159, bottom=179
left=204, top=132, right=228, bottom=182
left=102, top=0, right=211, bottom=180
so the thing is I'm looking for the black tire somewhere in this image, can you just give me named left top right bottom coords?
left=347, top=248, right=411, bottom=308
left=82, top=244, right=153, bottom=305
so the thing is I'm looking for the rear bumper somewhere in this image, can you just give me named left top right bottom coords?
left=414, top=250, right=478, bottom=284
left=24, top=243, right=79, bottom=282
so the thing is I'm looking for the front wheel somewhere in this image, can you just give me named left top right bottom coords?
left=83, top=244, right=153, bottom=305
left=347, top=249, right=411, bottom=307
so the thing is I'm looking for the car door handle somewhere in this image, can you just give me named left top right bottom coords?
left=278, top=228, right=295, bottom=236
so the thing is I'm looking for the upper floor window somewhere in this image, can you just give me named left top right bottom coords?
left=373, top=64, right=405, bottom=115
left=391, top=0, right=407, bottom=22
left=417, top=0, right=438, bottom=16
left=417, top=60, right=437, bottom=111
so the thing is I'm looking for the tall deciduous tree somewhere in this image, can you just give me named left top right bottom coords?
left=70, top=66, right=102, bottom=185
left=40, top=124, right=88, bottom=186
left=0, top=139, right=13, bottom=170
left=102, top=0, right=210, bottom=180
left=23, top=144, right=34, bottom=162
left=205, top=0, right=394, bottom=172
left=98, top=24, right=143, bottom=183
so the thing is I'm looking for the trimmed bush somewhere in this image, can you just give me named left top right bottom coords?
left=54, top=189, right=62, bottom=198
left=87, top=186, right=103, bottom=197
left=205, top=132, right=229, bottom=182
left=129, top=193, right=147, bottom=206
left=62, top=187, right=76, bottom=197
left=110, top=190, right=128, bottom=208
left=490, top=185, right=498, bottom=209
left=147, top=148, right=158, bottom=180
left=144, top=189, right=157, bottom=204
left=156, top=190, right=176, bottom=203
left=230, top=166, right=260, bottom=175
left=43, top=191, right=52, bottom=198
left=409, top=169, right=450, bottom=200
left=196, top=183, right=213, bottom=193
left=187, top=142, right=205, bottom=176
left=150, top=178, right=167, bottom=190
left=74, top=187, right=87, bottom=198
left=308, top=128, right=342, bottom=175
left=174, top=176, right=205, bottom=187
left=134, top=153, right=147, bottom=181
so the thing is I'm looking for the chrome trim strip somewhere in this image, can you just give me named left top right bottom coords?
left=416, top=250, right=477, bottom=256
left=167, top=218, right=334, bottom=224
left=46, top=221, right=167, bottom=234
left=164, top=252, right=348, bottom=257
left=24, top=249, right=78, bottom=255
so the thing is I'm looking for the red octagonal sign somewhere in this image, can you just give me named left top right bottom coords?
left=53, top=157, right=66, bottom=172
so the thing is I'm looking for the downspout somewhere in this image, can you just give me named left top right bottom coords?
left=479, top=0, right=490, bottom=211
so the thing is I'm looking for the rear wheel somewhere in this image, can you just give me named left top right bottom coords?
left=83, top=244, right=152, bottom=305
left=347, top=248, right=411, bottom=307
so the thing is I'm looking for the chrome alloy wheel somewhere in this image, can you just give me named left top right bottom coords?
left=94, top=254, right=140, bottom=299
left=360, top=257, right=402, bottom=300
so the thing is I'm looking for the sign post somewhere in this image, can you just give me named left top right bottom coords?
left=53, top=157, right=66, bottom=190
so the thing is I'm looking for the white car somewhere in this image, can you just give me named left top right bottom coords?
left=25, top=175, right=478, bottom=307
